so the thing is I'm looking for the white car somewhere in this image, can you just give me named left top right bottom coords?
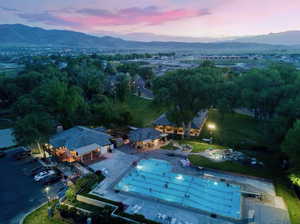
left=34, top=170, right=55, bottom=181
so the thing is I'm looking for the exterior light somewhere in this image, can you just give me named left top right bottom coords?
left=136, top=165, right=143, bottom=170
left=176, top=175, right=183, bottom=180
left=123, top=185, right=129, bottom=192
left=207, top=123, right=216, bottom=144
left=207, top=123, right=216, bottom=130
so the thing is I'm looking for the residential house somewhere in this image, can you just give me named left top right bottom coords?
left=153, top=111, right=208, bottom=136
left=47, top=126, right=114, bottom=163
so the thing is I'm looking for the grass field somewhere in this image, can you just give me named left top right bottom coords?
left=188, top=154, right=271, bottom=178
left=178, top=140, right=226, bottom=152
left=200, top=109, right=268, bottom=149
left=124, top=95, right=166, bottom=127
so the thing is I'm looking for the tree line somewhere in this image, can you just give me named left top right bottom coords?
left=0, top=55, right=154, bottom=147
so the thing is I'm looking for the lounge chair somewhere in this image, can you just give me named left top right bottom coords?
left=131, top=205, right=138, bottom=212
left=134, top=206, right=142, bottom=214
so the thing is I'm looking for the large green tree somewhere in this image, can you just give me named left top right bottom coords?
left=153, top=66, right=223, bottom=137
left=13, top=112, right=55, bottom=155
left=34, top=80, right=86, bottom=128
left=282, top=120, right=300, bottom=167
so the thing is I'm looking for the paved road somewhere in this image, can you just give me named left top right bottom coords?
left=0, top=148, right=65, bottom=224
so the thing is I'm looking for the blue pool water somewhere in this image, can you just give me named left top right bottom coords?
left=115, top=159, right=241, bottom=219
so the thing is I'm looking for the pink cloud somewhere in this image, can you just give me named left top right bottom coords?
left=49, top=6, right=210, bottom=28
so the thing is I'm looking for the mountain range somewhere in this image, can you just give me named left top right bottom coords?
left=233, top=31, right=300, bottom=46
left=0, top=24, right=299, bottom=52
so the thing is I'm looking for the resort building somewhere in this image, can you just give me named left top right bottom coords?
left=128, top=128, right=167, bottom=150
left=47, top=126, right=114, bottom=164
left=153, top=111, right=208, bottom=136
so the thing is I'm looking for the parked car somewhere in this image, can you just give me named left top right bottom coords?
left=40, top=175, right=61, bottom=185
left=34, top=170, right=55, bottom=182
left=31, top=166, right=50, bottom=176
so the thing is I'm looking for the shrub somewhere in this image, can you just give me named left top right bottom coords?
left=289, top=172, right=300, bottom=187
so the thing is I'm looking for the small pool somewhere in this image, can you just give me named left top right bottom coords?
left=115, top=159, right=241, bottom=219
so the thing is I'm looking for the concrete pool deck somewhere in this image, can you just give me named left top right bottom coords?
left=89, top=149, right=290, bottom=224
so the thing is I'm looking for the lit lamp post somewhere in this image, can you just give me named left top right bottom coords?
left=45, top=186, right=50, bottom=204
left=207, top=123, right=216, bottom=144
left=45, top=186, right=53, bottom=217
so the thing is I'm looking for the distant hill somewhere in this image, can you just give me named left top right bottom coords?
left=233, top=31, right=300, bottom=46
left=0, top=24, right=130, bottom=48
left=0, top=24, right=295, bottom=52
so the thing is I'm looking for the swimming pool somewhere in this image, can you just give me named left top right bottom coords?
left=115, top=159, right=241, bottom=220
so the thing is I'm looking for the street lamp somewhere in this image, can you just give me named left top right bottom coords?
left=45, top=186, right=50, bottom=204
left=207, top=123, right=216, bottom=144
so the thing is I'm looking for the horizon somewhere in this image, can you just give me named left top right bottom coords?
left=1, top=0, right=300, bottom=42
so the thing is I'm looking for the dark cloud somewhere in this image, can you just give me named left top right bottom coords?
left=0, top=6, right=19, bottom=12
left=17, top=11, right=79, bottom=27
left=76, top=8, right=112, bottom=17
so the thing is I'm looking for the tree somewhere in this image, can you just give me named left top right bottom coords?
left=153, top=67, right=223, bottom=138
left=13, top=112, right=55, bottom=156
left=12, top=94, right=43, bottom=117
left=216, top=80, right=240, bottom=121
left=115, top=74, right=131, bottom=102
left=282, top=120, right=300, bottom=167
left=35, top=80, right=85, bottom=128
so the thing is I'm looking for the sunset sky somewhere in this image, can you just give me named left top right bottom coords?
left=1, top=0, right=300, bottom=38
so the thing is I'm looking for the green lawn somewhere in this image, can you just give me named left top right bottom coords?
left=160, top=142, right=177, bottom=150
left=178, top=140, right=226, bottom=152
left=124, top=95, right=166, bottom=127
left=200, top=110, right=268, bottom=149
left=188, top=154, right=271, bottom=178
left=23, top=203, right=67, bottom=224
left=275, top=180, right=300, bottom=224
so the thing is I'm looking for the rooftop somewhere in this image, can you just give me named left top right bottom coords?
left=50, top=126, right=112, bottom=150
left=153, top=111, right=208, bottom=129
left=128, top=128, right=161, bottom=142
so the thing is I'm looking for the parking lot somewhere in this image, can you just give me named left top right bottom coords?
left=0, top=148, right=66, bottom=224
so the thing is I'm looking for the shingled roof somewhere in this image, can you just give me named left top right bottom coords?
left=50, top=126, right=112, bottom=151
left=153, top=111, right=208, bottom=129
left=129, top=128, right=161, bottom=142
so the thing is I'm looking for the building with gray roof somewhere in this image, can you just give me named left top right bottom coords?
left=128, top=128, right=166, bottom=150
left=49, top=126, right=114, bottom=163
left=153, top=111, right=208, bottom=136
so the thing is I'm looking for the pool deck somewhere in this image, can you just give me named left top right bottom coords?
left=89, top=148, right=290, bottom=224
